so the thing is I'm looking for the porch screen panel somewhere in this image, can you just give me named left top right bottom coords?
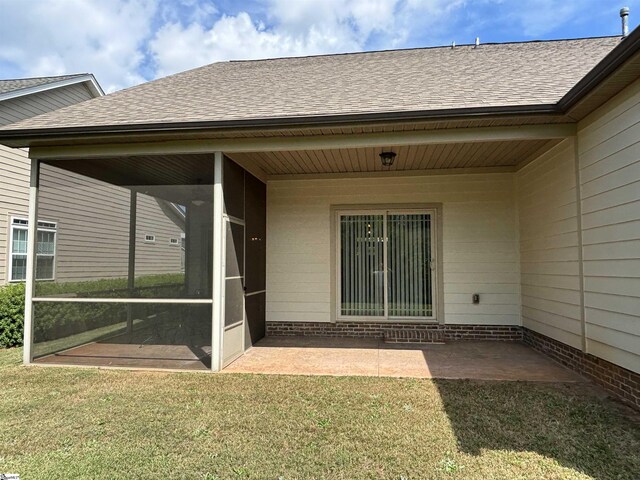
left=340, top=215, right=384, bottom=316
left=31, top=156, right=215, bottom=371
left=387, top=213, right=432, bottom=317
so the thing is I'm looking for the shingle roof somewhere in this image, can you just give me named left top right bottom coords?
left=0, top=37, right=621, bottom=131
left=0, top=74, right=89, bottom=95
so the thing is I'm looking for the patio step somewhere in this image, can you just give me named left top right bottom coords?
left=383, top=329, right=445, bottom=344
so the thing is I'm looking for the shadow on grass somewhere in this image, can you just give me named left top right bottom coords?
left=432, top=378, right=640, bottom=480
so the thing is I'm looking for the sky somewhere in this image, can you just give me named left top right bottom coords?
left=0, top=0, right=638, bottom=93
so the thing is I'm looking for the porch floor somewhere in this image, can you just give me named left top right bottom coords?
left=34, top=342, right=212, bottom=371
left=223, top=337, right=584, bottom=382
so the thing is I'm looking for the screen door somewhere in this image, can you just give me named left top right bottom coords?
left=222, top=217, right=245, bottom=366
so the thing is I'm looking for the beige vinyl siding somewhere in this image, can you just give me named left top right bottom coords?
left=516, top=139, right=583, bottom=349
left=0, top=144, right=30, bottom=283
left=577, top=77, right=640, bottom=373
left=0, top=81, right=98, bottom=283
left=38, top=165, right=183, bottom=282
left=38, top=165, right=130, bottom=281
left=135, top=195, right=184, bottom=276
left=0, top=83, right=93, bottom=126
left=0, top=83, right=93, bottom=125
left=267, top=173, right=520, bottom=324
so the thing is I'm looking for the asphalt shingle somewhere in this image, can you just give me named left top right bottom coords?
left=0, top=74, right=88, bottom=96
left=0, top=37, right=621, bottom=131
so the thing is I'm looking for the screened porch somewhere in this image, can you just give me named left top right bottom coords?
left=25, top=153, right=266, bottom=371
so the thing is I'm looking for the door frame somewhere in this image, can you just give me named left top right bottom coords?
left=330, top=203, right=444, bottom=324
left=221, top=215, right=246, bottom=367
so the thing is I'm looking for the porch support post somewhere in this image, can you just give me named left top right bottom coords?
left=211, top=151, right=225, bottom=371
left=126, top=190, right=137, bottom=333
left=23, top=158, right=39, bottom=365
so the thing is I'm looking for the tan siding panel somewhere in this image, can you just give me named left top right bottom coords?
left=516, top=139, right=582, bottom=348
left=587, top=340, right=640, bottom=373
left=0, top=83, right=93, bottom=126
left=0, top=82, right=98, bottom=283
left=582, top=219, right=640, bottom=245
left=267, top=172, right=520, bottom=325
left=585, top=307, right=640, bottom=336
left=37, top=165, right=183, bottom=283
left=581, top=199, right=640, bottom=229
left=0, top=145, right=30, bottom=283
left=578, top=76, right=640, bottom=373
left=135, top=194, right=183, bottom=277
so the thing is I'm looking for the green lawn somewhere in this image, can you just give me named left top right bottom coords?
left=1, top=347, right=638, bottom=479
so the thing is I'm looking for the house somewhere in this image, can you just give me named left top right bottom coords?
left=0, top=75, right=185, bottom=289
left=0, top=74, right=102, bottom=284
left=0, top=27, right=638, bottom=407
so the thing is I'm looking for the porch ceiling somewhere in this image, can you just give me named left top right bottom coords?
left=227, top=138, right=561, bottom=176
left=43, top=153, right=214, bottom=186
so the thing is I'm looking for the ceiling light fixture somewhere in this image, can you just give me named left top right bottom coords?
left=379, top=151, right=397, bottom=167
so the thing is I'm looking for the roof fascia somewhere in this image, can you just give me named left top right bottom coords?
left=559, top=27, right=640, bottom=111
left=0, top=74, right=104, bottom=103
left=0, top=104, right=561, bottom=147
left=28, top=123, right=576, bottom=160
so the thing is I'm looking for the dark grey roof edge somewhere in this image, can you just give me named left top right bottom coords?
left=0, top=104, right=561, bottom=141
left=559, top=26, right=640, bottom=111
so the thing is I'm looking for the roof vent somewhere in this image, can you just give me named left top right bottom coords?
left=621, top=6, right=630, bottom=36
left=475, top=37, right=480, bottom=48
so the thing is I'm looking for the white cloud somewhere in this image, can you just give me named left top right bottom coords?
left=0, top=0, right=634, bottom=92
left=0, top=0, right=157, bottom=92
left=149, top=0, right=464, bottom=77
left=149, top=12, right=343, bottom=77
left=157, top=0, right=218, bottom=26
left=149, top=5, right=366, bottom=77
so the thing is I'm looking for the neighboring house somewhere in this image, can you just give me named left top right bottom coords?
left=0, top=74, right=103, bottom=284
left=0, top=28, right=638, bottom=407
left=0, top=75, right=184, bottom=287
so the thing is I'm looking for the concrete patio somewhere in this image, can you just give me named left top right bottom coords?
left=223, top=337, right=584, bottom=382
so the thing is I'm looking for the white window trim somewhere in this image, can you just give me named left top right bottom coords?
left=8, top=216, right=57, bottom=282
left=334, top=207, right=439, bottom=323
left=169, top=237, right=179, bottom=245
left=144, top=234, right=156, bottom=244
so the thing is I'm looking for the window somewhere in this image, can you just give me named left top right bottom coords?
left=169, top=237, right=179, bottom=245
left=144, top=234, right=156, bottom=243
left=338, top=210, right=435, bottom=320
left=180, top=234, right=186, bottom=271
left=9, top=218, right=57, bottom=282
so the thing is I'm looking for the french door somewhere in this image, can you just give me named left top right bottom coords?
left=337, top=209, right=436, bottom=321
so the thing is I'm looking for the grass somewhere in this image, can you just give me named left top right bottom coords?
left=0, top=347, right=639, bottom=479
left=34, top=272, right=186, bottom=297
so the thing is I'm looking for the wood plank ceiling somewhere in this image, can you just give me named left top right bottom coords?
left=228, top=139, right=561, bottom=176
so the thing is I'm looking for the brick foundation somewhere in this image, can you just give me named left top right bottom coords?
left=266, top=321, right=523, bottom=341
left=384, top=328, right=445, bottom=344
left=523, top=328, right=640, bottom=411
